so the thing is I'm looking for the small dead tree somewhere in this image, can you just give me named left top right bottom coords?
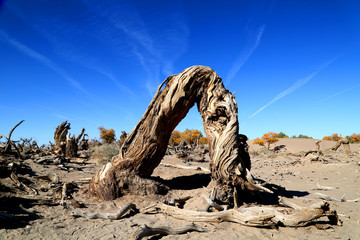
left=90, top=66, right=256, bottom=202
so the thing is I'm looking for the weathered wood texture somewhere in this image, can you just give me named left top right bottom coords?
left=90, top=65, right=251, bottom=200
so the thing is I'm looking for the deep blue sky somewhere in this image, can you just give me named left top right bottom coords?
left=1, top=0, right=359, bottom=144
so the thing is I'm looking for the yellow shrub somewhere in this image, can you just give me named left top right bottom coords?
left=98, top=126, right=116, bottom=144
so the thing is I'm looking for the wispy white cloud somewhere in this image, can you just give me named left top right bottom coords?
left=226, top=25, right=266, bottom=85
left=249, top=58, right=337, bottom=118
left=0, top=29, right=89, bottom=95
left=318, top=83, right=360, bottom=103
left=82, top=0, right=189, bottom=96
left=7, top=4, right=135, bottom=98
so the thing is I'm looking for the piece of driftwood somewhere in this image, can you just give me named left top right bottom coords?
left=132, top=223, right=208, bottom=240
left=160, top=162, right=210, bottom=172
left=90, top=66, right=253, bottom=202
left=151, top=198, right=339, bottom=228
left=63, top=202, right=136, bottom=220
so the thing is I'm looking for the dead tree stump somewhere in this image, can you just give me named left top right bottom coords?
left=90, top=66, right=253, bottom=201
left=54, top=121, right=85, bottom=158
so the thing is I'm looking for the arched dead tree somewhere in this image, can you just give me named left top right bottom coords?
left=90, top=66, right=256, bottom=202
left=54, top=121, right=85, bottom=158
left=329, top=137, right=351, bottom=155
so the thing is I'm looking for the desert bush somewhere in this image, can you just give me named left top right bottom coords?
left=169, top=130, right=182, bottom=146
left=253, top=138, right=264, bottom=145
left=90, top=143, right=120, bottom=165
left=98, top=126, right=116, bottom=144
left=322, top=133, right=341, bottom=141
left=198, top=137, right=208, bottom=145
left=262, top=132, right=279, bottom=149
left=291, top=134, right=313, bottom=139
left=169, top=129, right=207, bottom=147
left=349, top=133, right=360, bottom=143
left=253, top=132, right=279, bottom=149
left=277, top=132, right=288, bottom=138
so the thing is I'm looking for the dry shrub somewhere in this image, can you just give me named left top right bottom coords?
left=90, top=143, right=119, bottom=165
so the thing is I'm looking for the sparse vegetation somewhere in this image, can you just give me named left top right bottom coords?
left=348, top=133, right=360, bottom=143
left=90, top=143, right=120, bottom=165
left=291, top=134, right=312, bottom=139
left=322, top=133, right=342, bottom=141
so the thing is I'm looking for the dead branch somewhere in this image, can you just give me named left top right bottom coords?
left=132, top=223, right=208, bottom=240
left=244, top=169, right=274, bottom=194
left=63, top=202, right=137, bottom=220
left=75, top=128, right=85, bottom=144
left=311, top=183, right=339, bottom=191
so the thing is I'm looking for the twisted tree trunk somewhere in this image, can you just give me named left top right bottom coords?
left=90, top=66, right=252, bottom=201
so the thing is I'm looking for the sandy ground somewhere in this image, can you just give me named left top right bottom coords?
left=1, top=139, right=359, bottom=240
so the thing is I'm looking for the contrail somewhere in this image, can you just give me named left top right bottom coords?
left=249, top=57, right=337, bottom=118
left=226, top=25, right=265, bottom=85
left=0, top=30, right=89, bottom=95
left=318, top=83, right=360, bottom=103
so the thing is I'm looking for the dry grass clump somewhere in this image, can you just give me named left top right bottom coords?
left=90, top=143, right=120, bottom=165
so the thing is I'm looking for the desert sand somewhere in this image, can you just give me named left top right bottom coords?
left=1, top=138, right=359, bottom=240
